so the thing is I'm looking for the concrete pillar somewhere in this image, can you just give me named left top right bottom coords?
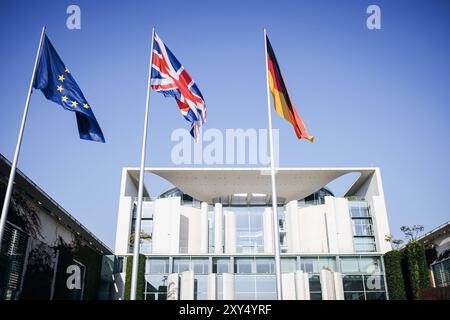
left=282, top=273, right=296, bottom=300
left=167, top=273, right=179, bottom=300
left=263, top=208, right=274, bottom=253
left=324, top=196, right=339, bottom=253
left=153, top=197, right=181, bottom=254
left=222, top=273, right=235, bottom=300
left=200, top=202, right=209, bottom=253
left=295, top=270, right=310, bottom=300
left=224, top=211, right=236, bottom=254
left=320, top=269, right=336, bottom=300
left=214, top=203, right=223, bottom=254
left=333, top=272, right=345, bottom=300
left=285, top=200, right=299, bottom=253
left=207, top=273, right=217, bottom=300
left=180, top=270, right=194, bottom=300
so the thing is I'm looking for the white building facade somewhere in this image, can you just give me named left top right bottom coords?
left=114, top=168, right=392, bottom=300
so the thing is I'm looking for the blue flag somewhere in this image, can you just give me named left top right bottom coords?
left=33, top=34, right=105, bottom=143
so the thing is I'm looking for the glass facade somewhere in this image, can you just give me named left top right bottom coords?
left=231, top=206, right=265, bottom=254
left=125, top=188, right=388, bottom=300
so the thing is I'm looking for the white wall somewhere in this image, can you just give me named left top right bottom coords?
left=297, top=205, right=328, bottom=253
left=180, top=270, right=194, bottom=300
left=295, top=270, right=310, bottom=300
left=224, top=210, right=236, bottom=254
left=325, top=196, right=354, bottom=253
left=285, top=200, right=300, bottom=253
left=263, top=208, right=274, bottom=254
left=115, top=169, right=137, bottom=255
left=214, top=203, right=223, bottom=254
left=207, top=273, right=217, bottom=300
left=152, top=197, right=181, bottom=254
left=282, top=273, right=296, bottom=300
left=179, top=205, right=208, bottom=254
left=222, top=273, right=235, bottom=300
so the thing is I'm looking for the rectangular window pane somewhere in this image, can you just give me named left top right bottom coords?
left=301, top=258, right=318, bottom=273
left=309, top=275, right=322, bottom=292
left=340, top=257, right=359, bottom=273
left=359, top=257, right=382, bottom=274
left=255, top=275, right=276, bottom=292
left=235, top=258, right=253, bottom=274
left=145, top=258, right=169, bottom=274
left=343, top=275, right=364, bottom=291
left=344, top=292, right=365, bottom=300
left=255, top=258, right=274, bottom=274
left=354, top=237, right=376, bottom=252
left=213, top=258, right=230, bottom=274
left=234, top=275, right=255, bottom=293
left=365, top=291, right=386, bottom=300
left=281, top=258, right=297, bottom=273
left=363, top=275, right=385, bottom=291
left=173, top=258, right=190, bottom=273
left=192, top=258, right=209, bottom=274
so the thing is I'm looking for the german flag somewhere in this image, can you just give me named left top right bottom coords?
left=266, top=35, right=313, bottom=142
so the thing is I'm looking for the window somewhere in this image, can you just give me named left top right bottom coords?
left=354, top=237, right=376, bottom=252
left=340, top=257, right=360, bottom=273
left=281, top=258, right=297, bottom=273
left=233, top=207, right=265, bottom=253
left=213, top=258, right=230, bottom=274
left=145, top=258, right=169, bottom=274
left=308, top=275, right=322, bottom=300
left=173, top=258, right=190, bottom=273
left=343, top=275, right=364, bottom=291
left=363, top=275, right=385, bottom=291
left=255, top=258, right=275, bottom=274
left=129, top=201, right=154, bottom=254
left=359, top=257, right=382, bottom=274
left=349, top=202, right=370, bottom=217
left=352, top=219, right=373, bottom=236
left=301, top=258, right=318, bottom=273
left=192, top=258, right=209, bottom=274
left=145, top=275, right=167, bottom=300
left=234, top=275, right=276, bottom=300
left=234, top=258, right=253, bottom=274
left=432, top=259, right=450, bottom=287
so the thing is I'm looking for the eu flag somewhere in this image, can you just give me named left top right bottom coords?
left=33, top=35, right=105, bottom=143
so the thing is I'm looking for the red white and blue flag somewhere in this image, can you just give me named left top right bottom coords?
left=150, top=32, right=206, bottom=141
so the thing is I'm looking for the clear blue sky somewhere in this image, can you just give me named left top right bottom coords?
left=1, top=0, right=449, bottom=249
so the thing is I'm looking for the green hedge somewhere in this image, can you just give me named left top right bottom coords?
left=124, top=254, right=145, bottom=300
left=404, top=241, right=432, bottom=299
left=383, top=250, right=407, bottom=300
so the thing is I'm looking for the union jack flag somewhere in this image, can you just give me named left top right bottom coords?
left=150, top=32, right=206, bottom=141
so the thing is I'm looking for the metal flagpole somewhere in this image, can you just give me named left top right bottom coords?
left=130, top=27, right=155, bottom=300
left=0, top=26, right=46, bottom=250
left=263, top=28, right=283, bottom=300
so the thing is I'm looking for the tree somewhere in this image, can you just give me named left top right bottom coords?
left=385, top=234, right=404, bottom=250
left=400, top=225, right=424, bottom=242
left=129, top=231, right=152, bottom=247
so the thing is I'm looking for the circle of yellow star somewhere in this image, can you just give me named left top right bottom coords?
left=58, top=75, right=65, bottom=82
left=71, top=101, right=78, bottom=107
left=57, top=85, right=63, bottom=92
left=83, top=103, right=90, bottom=109
left=61, top=96, right=68, bottom=102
